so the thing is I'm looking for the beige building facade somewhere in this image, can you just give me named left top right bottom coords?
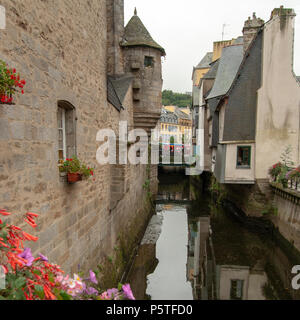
left=255, top=8, right=300, bottom=181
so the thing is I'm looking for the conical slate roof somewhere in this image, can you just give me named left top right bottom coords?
left=121, top=9, right=165, bottom=55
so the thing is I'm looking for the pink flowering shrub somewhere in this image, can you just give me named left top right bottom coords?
left=55, top=270, right=135, bottom=300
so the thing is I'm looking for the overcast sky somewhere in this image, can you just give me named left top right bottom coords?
left=124, top=0, right=300, bottom=93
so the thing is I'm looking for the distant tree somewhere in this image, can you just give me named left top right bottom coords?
left=162, top=90, right=192, bottom=108
left=170, top=136, right=175, bottom=144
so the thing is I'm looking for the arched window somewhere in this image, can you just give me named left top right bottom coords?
left=57, top=101, right=76, bottom=161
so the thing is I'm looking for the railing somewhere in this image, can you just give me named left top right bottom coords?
left=270, top=179, right=300, bottom=205
left=287, top=178, right=300, bottom=192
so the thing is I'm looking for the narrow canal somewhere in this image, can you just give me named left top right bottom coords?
left=126, top=170, right=300, bottom=300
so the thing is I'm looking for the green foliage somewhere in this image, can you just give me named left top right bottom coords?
left=162, top=90, right=191, bottom=108
left=59, top=156, right=94, bottom=178
left=269, top=146, right=296, bottom=188
left=262, top=205, right=278, bottom=217
left=0, top=60, right=26, bottom=104
left=209, top=175, right=227, bottom=205
left=280, top=145, right=294, bottom=169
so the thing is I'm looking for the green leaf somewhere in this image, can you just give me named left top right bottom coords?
left=15, top=290, right=26, bottom=300
left=34, top=285, right=44, bottom=299
left=60, top=291, right=72, bottom=300
left=33, top=270, right=42, bottom=276
left=14, top=277, right=26, bottom=289
left=118, top=283, right=123, bottom=291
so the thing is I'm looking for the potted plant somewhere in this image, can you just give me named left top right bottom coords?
left=268, top=162, right=283, bottom=182
left=58, top=157, right=94, bottom=184
left=0, top=60, right=26, bottom=104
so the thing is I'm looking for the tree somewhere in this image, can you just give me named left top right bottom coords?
left=162, top=90, right=192, bottom=108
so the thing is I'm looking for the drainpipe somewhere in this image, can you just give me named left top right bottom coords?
left=199, top=83, right=205, bottom=172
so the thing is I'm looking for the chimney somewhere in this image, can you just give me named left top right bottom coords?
left=270, top=6, right=296, bottom=31
left=242, top=12, right=264, bottom=54
left=106, top=0, right=125, bottom=75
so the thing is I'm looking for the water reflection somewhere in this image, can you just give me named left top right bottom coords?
left=127, top=173, right=296, bottom=300
left=187, top=214, right=268, bottom=300
left=146, top=205, right=193, bottom=300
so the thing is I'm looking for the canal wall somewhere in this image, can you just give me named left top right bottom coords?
left=198, top=173, right=300, bottom=299
left=269, top=183, right=300, bottom=253
left=209, top=173, right=300, bottom=253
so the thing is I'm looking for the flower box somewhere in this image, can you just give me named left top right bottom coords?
left=67, top=172, right=82, bottom=184
left=58, top=156, right=94, bottom=184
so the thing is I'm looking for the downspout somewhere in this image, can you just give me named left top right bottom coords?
left=199, top=83, right=205, bottom=172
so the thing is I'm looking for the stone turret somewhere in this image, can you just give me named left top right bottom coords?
left=121, top=9, right=165, bottom=135
left=242, top=12, right=264, bottom=54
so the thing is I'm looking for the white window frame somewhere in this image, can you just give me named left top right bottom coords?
left=58, top=107, right=67, bottom=160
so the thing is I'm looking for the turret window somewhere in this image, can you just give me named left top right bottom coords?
left=144, top=56, right=154, bottom=68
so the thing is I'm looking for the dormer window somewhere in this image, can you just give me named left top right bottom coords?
left=144, top=56, right=154, bottom=68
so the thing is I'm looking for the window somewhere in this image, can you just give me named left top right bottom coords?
left=144, top=56, right=154, bottom=68
left=57, top=101, right=76, bottom=161
left=230, top=280, right=244, bottom=300
left=58, top=107, right=67, bottom=160
left=237, top=146, right=251, bottom=168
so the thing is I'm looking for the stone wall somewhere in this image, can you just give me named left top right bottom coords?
left=270, top=184, right=300, bottom=253
left=0, top=0, right=156, bottom=276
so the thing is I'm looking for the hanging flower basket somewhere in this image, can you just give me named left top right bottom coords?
left=0, top=60, right=26, bottom=104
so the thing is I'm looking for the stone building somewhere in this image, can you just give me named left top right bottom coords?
left=0, top=0, right=165, bottom=276
left=159, top=106, right=192, bottom=144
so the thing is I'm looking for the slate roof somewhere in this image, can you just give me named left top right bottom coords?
left=174, top=107, right=191, bottom=120
left=107, top=74, right=133, bottom=111
left=202, top=59, right=220, bottom=79
left=206, top=45, right=244, bottom=100
left=233, top=36, right=244, bottom=45
left=222, top=30, right=263, bottom=142
left=195, top=52, right=213, bottom=69
left=121, top=12, right=165, bottom=55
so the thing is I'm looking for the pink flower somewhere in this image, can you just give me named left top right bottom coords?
left=18, top=247, right=35, bottom=267
left=122, top=284, right=135, bottom=300
left=89, top=270, right=98, bottom=284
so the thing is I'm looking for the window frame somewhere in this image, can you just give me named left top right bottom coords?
left=230, top=279, right=244, bottom=300
left=144, top=56, right=154, bottom=68
left=57, top=100, right=77, bottom=162
left=236, top=146, right=251, bottom=169
left=58, top=107, right=67, bottom=161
